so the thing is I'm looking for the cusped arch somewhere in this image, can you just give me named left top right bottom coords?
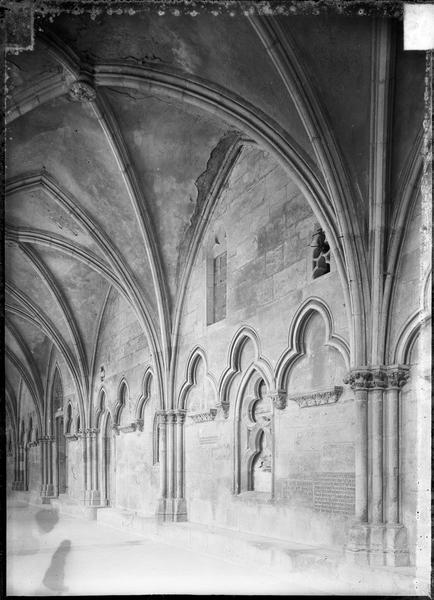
left=135, top=366, right=155, bottom=420
left=219, top=326, right=274, bottom=404
left=178, top=346, right=218, bottom=411
left=392, top=269, right=431, bottom=365
left=114, top=378, right=129, bottom=426
left=95, top=386, right=110, bottom=428
left=275, top=297, right=350, bottom=391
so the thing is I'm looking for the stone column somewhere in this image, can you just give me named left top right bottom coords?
left=23, top=444, right=29, bottom=491
left=383, top=365, right=410, bottom=566
left=52, top=434, right=58, bottom=497
left=39, top=439, right=45, bottom=496
left=88, top=428, right=100, bottom=506
left=344, top=369, right=371, bottom=522
left=174, top=410, right=187, bottom=522
left=85, top=428, right=92, bottom=503
left=39, top=436, right=55, bottom=500
left=12, top=443, right=20, bottom=490
left=156, top=411, right=168, bottom=519
left=270, top=391, right=287, bottom=501
left=369, top=368, right=387, bottom=524
left=344, top=369, right=372, bottom=565
left=14, top=445, right=25, bottom=490
left=166, top=411, right=176, bottom=518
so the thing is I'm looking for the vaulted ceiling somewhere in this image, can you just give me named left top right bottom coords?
left=5, top=9, right=425, bottom=415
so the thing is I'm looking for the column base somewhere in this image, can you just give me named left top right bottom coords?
left=384, top=524, right=409, bottom=566
left=156, top=497, right=169, bottom=521
left=173, top=498, right=188, bottom=522
left=345, top=522, right=370, bottom=566
left=85, top=490, right=101, bottom=506
left=345, top=522, right=409, bottom=567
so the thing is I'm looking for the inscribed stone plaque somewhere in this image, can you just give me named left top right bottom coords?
left=313, top=472, right=355, bottom=515
left=199, top=434, right=219, bottom=446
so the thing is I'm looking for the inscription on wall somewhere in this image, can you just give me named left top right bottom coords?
left=313, top=472, right=355, bottom=515
left=279, top=472, right=355, bottom=515
left=199, top=434, right=219, bottom=446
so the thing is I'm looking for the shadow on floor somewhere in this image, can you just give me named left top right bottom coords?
left=35, top=508, right=59, bottom=534
left=38, top=539, right=71, bottom=595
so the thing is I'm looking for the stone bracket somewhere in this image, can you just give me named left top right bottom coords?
left=189, top=408, right=218, bottom=423
left=288, top=386, right=343, bottom=408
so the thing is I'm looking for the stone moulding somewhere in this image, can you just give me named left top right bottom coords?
left=288, top=386, right=343, bottom=408
left=188, top=408, right=218, bottom=423
left=113, top=423, right=137, bottom=435
left=65, top=433, right=78, bottom=441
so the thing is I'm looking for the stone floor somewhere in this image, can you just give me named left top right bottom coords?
left=7, top=498, right=336, bottom=596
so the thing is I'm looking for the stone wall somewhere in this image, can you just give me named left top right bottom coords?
left=176, top=145, right=354, bottom=548
left=87, top=288, right=159, bottom=512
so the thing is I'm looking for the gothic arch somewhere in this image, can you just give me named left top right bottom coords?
left=178, top=346, right=218, bottom=411
left=233, top=372, right=272, bottom=495
left=275, top=297, right=350, bottom=391
left=95, top=387, right=109, bottom=428
left=114, top=378, right=129, bottom=426
left=135, top=366, right=155, bottom=420
left=65, top=402, right=73, bottom=434
left=219, top=326, right=274, bottom=407
left=392, top=269, right=431, bottom=365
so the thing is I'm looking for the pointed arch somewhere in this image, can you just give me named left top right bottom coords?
left=219, top=326, right=274, bottom=405
left=178, top=346, right=218, bottom=411
left=95, top=386, right=109, bottom=428
left=65, top=402, right=73, bottom=434
left=275, top=297, right=350, bottom=391
left=114, top=378, right=129, bottom=426
left=5, top=349, right=43, bottom=435
left=135, top=366, right=155, bottom=420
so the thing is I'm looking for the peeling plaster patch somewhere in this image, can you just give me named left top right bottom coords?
left=172, top=35, right=200, bottom=73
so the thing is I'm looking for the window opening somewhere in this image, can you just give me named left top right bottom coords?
left=311, top=224, right=330, bottom=279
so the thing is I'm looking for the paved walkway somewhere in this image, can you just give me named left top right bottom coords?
left=7, top=498, right=328, bottom=596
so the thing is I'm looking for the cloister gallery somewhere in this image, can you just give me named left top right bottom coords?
left=4, top=3, right=431, bottom=596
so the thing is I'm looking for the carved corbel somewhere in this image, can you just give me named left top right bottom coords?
left=288, top=386, right=343, bottom=409
left=118, top=423, right=137, bottom=434
left=135, top=419, right=144, bottom=432
left=216, top=401, right=230, bottom=419
left=268, top=390, right=287, bottom=410
left=189, top=408, right=218, bottom=423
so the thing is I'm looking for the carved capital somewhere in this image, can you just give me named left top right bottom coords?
left=371, top=366, right=388, bottom=389
left=166, top=411, right=177, bottom=425
left=174, top=410, right=187, bottom=425
left=156, top=410, right=168, bottom=425
left=85, top=427, right=99, bottom=437
left=69, top=80, right=96, bottom=103
left=65, top=433, right=78, bottom=441
left=268, top=390, right=287, bottom=410
left=344, top=369, right=372, bottom=390
left=387, top=365, right=410, bottom=389
left=135, top=419, right=144, bottom=432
